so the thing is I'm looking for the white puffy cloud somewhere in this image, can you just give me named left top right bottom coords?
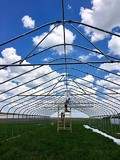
left=0, top=81, right=17, bottom=92
left=0, top=69, right=9, bottom=82
left=99, top=63, right=120, bottom=71
left=22, top=15, right=35, bottom=29
left=83, top=75, right=94, bottom=83
left=80, top=0, right=120, bottom=41
left=97, top=54, right=104, bottom=59
left=43, top=57, right=53, bottom=62
left=75, top=75, right=95, bottom=92
left=96, top=78, right=120, bottom=90
left=32, top=25, right=76, bottom=55
left=96, top=73, right=120, bottom=100
left=67, top=4, right=72, bottom=10
left=108, top=34, right=120, bottom=56
left=0, top=47, right=34, bottom=80
left=70, top=75, right=97, bottom=100
left=1, top=47, right=21, bottom=64
left=90, top=50, right=104, bottom=59
left=0, top=47, right=65, bottom=112
left=78, top=55, right=90, bottom=62
left=0, top=93, right=8, bottom=101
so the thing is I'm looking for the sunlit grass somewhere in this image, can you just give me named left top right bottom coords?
left=0, top=121, right=120, bottom=160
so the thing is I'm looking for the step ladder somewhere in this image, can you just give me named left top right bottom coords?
left=57, top=104, right=72, bottom=132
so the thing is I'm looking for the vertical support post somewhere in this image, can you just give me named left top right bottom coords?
left=57, top=105, right=59, bottom=132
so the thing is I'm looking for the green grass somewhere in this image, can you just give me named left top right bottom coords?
left=0, top=123, right=33, bottom=142
left=0, top=119, right=49, bottom=141
left=0, top=121, right=120, bottom=160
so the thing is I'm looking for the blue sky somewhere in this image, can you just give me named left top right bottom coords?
left=0, top=0, right=91, bottom=58
left=0, top=0, right=120, bottom=117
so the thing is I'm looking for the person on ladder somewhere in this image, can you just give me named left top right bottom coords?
left=65, top=98, right=71, bottom=112
left=61, top=112, right=65, bottom=122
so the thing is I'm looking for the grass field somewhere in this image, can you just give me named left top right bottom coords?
left=0, top=121, right=120, bottom=160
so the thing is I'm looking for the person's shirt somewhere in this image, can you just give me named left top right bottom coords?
left=65, top=99, right=70, bottom=105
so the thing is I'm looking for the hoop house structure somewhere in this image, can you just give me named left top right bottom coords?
left=0, top=0, right=120, bottom=134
